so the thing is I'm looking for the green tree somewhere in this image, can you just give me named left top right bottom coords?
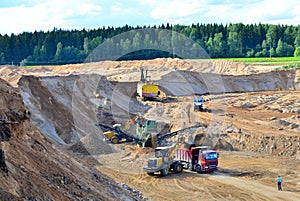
left=206, top=32, right=225, bottom=57
left=0, top=52, right=5, bottom=64
left=54, top=42, right=63, bottom=61
left=120, top=38, right=131, bottom=55
left=132, top=32, right=142, bottom=49
left=32, top=45, right=40, bottom=61
left=62, top=46, right=80, bottom=62
left=246, top=49, right=255, bottom=57
left=294, top=46, right=300, bottom=57
left=276, top=39, right=294, bottom=56
left=227, top=31, right=243, bottom=57
left=143, top=34, right=151, bottom=48
left=90, top=36, right=103, bottom=50
left=294, top=32, right=300, bottom=47
left=83, top=37, right=90, bottom=54
left=39, top=45, right=48, bottom=61
left=189, top=28, right=199, bottom=42
left=283, top=26, right=297, bottom=45
left=266, top=25, right=281, bottom=49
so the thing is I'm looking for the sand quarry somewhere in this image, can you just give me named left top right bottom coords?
left=0, top=58, right=300, bottom=201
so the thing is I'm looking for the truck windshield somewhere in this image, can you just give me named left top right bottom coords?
left=194, top=98, right=203, bottom=103
left=155, top=149, right=167, bottom=157
left=205, top=152, right=218, bottom=160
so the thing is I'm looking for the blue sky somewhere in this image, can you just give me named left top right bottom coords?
left=0, top=0, right=299, bottom=35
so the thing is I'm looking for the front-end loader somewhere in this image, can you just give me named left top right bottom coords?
left=143, top=123, right=205, bottom=176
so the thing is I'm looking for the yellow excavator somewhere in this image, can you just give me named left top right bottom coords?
left=137, top=67, right=160, bottom=101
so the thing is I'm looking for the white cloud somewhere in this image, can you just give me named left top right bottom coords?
left=138, top=0, right=300, bottom=26
left=111, top=2, right=134, bottom=15
left=1, top=0, right=300, bottom=35
left=139, top=0, right=203, bottom=23
left=0, top=0, right=102, bottom=34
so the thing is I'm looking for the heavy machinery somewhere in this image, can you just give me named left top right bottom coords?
left=193, top=97, right=204, bottom=111
left=137, top=67, right=160, bottom=101
left=174, top=146, right=218, bottom=173
left=143, top=141, right=184, bottom=176
left=136, top=119, right=160, bottom=147
left=143, top=123, right=208, bottom=176
left=95, top=122, right=143, bottom=145
left=150, top=123, right=205, bottom=148
left=96, top=116, right=170, bottom=146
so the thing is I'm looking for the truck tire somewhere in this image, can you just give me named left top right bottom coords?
left=147, top=172, right=155, bottom=176
left=111, top=136, right=119, bottom=144
left=160, top=167, right=169, bottom=176
left=195, top=165, right=202, bottom=173
left=199, top=106, right=203, bottom=112
left=174, top=163, right=183, bottom=173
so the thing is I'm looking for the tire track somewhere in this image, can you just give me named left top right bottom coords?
left=208, top=173, right=300, bottom=201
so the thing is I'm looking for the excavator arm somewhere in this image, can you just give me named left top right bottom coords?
left=156, top=123, right=205, bottom=146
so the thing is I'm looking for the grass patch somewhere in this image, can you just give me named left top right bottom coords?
left=276, top=62, right=300, bottom=70
left=212, top=57, right=300, bottom=64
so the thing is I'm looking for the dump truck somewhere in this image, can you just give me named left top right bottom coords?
left=174, top=146, right=218, bottom=173
left=143, top=123, right=207, bottom=176
left=193, top=97, right=204, bottom=111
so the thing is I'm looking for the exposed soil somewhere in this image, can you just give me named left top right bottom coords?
left=0, top=58, right=299, bottom=201
left=0, top=79, right=146, bottom=201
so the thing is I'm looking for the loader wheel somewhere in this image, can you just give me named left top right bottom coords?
left=111, top=136, right=119, bottom=144
left=174, top=163, right=183, bottom=173
left=160, top=167, right=169, bottom=176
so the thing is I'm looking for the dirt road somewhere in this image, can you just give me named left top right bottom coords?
left=96, top=148, right=300, bottom=201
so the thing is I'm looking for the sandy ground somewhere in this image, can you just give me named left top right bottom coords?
left=93, top=90, right=300, bottom=201
left=96, top=150, right=300, bottom=201
left=0, top=59, right=299, bottom=200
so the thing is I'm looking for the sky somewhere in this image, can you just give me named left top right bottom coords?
left=0, top=0, right=300, bottom=35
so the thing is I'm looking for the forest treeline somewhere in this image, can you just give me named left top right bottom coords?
left=1, top=23, right=300, bottom=65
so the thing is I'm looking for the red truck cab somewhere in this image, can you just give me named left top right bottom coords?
left=175, top=146, right=218, bottom=173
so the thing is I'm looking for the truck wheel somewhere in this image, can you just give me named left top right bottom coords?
left=195, top=165, right=202, bottom=173
left=111, top=136, right=119, bottom=144
left=174, top=163, right=183, bottom=173
left=160, top=167, right=169, bottom=176
left=147, top=172, right=155, bottom=176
